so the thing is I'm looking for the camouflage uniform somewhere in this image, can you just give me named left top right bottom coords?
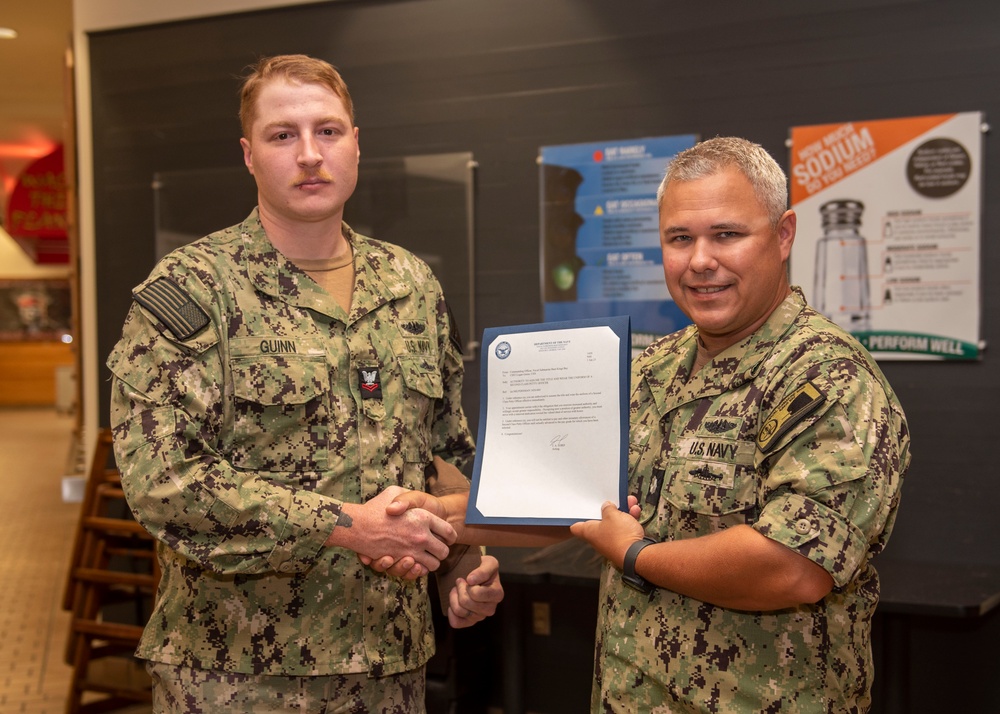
left=594, top=288, right=909, bottom=713
left=107, top=209, right=474, bottom=677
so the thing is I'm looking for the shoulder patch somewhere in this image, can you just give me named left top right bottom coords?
left=757, top=381, right=825, bottom=452
left=134, top=277, right=210, bottom=341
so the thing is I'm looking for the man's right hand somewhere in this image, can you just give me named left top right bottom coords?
left=325, top=486, right=457, bottom=574
left=356, top=490, right=451, bottom=579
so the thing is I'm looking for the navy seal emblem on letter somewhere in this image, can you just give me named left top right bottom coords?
left=495, top=341, right=512, bottom=359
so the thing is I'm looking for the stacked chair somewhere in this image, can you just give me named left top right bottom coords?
left=62, top=428, right=160, bottom=713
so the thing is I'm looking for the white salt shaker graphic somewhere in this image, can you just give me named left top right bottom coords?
left=813, top=199, right=871, bottom=332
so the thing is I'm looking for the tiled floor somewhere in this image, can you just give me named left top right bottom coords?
left=0, top=407, right=150, bottom=714
left=0, top=408, right=509, bottom=714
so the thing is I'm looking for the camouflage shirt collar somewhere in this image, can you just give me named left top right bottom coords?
left=347, top=223, right=414, bottom=315
left=752, top=286, right=808, bottom=341
left=640, top=288, right=806, bottom=409
left=239, top=210, right=410, bottom=319
left=722, top=286, right=807, bottom=383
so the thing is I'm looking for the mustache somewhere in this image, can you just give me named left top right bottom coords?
left=292, top=170, right=334, bottom=185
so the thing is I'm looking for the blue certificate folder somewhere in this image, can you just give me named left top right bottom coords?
left=466, top=315, right=630, bottom=526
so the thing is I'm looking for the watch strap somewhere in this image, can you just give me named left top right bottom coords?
left=622, top=536, right=658, bottom=593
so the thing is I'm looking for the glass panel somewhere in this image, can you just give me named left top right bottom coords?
left=345, top=152, right=477, bottom=359
left=152, top=166, right=257, bottom=261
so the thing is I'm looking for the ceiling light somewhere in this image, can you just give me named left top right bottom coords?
left=0, top=28, right=18, bottom=40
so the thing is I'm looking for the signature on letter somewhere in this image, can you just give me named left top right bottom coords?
left=549, top=434, right=569, bottom=449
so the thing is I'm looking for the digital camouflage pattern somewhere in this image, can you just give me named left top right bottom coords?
left=107, top=209, right=474, bottom=677
left=594, top=288, right=910, bottom=713
left=147, top=661, right=426, bottom=713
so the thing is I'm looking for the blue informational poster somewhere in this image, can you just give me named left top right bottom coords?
left=540, top=135, right=698, bottom=356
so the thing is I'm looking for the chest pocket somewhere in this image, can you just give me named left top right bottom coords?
left=661, top=434, right=758, bottom=519
left=398, top=357, right=443, bottom=463
left=230, top=351, right=330, bottom=473
left=400, top=358, right=443, bottom=399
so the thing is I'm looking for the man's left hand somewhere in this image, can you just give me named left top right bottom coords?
left=447, top=555, right=503, bottom=628
left=570, top=498, right=644, bottom=570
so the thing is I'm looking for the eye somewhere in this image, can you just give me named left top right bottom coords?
left=274, top=131, right=291, bottom=141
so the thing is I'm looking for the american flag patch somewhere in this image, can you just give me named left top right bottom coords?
left=134, top=277, right=210, bottom=340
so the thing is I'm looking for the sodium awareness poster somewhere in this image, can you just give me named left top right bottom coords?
left=789, top=112, right=983, bottom=360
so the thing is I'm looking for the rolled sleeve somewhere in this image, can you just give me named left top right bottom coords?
left=753, top=368, right=902, bottom=588
left=754, top=492, right=868, bottom=588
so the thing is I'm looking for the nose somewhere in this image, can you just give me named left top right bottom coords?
left=298, top=135, right=322, bottom=166
left=688, top=238, right=718, bottom=273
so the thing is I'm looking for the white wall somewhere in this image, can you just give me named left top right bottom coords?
left=74, top=0, right=330, bottom=32
left=0, top=226, right=70, bottom=279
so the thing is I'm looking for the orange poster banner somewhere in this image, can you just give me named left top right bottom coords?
left=789, top=114, right=956, bottom=204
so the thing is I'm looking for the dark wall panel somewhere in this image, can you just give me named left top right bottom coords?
left=91, top=3, right=1000, bottom=709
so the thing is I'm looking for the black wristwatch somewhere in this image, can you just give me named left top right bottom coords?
left=621, top=537, right=658, bottom=593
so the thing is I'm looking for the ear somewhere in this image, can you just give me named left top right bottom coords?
left=240, top=137, right=254, bottom=175
left=776, top=209, right=796, bottom=261
left=354, top=126, right=360, bottom=163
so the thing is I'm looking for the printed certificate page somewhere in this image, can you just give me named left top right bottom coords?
left=466, top=316, right=629, bottom=525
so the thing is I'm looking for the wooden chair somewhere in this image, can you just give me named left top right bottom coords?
left=62, top=428, right=115, bottom=612
left=63, top=428, right=159, bottom=713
